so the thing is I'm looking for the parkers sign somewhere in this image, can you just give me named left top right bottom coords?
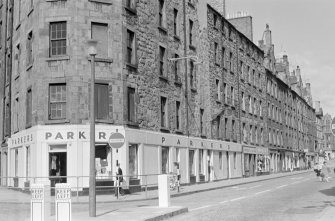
left=44, top=131, right=123, bottom=142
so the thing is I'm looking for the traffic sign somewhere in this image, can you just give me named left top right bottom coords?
left=108, top=132, right=125, bottom=149
left=332, top=118, right=335, bottom=136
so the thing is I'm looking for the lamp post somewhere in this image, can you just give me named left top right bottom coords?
left=88, top=40, right=98, bottom=217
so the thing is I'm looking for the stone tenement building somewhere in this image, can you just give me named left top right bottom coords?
left=260, top=24, right=317, bottom=170
left=0, top=0, right=317, bottom=189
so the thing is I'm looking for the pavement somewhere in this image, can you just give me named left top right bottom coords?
left=2, top=169, right=335, bottom=221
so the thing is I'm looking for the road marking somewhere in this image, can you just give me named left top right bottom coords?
left=248, top=185, right=262, bottom=189
left=231, top=186, right=239, bottom=189
left=255, top=189, right=272, bottom=195
left=219, top=200, right=229, bottom=204
left=229, top=196, right=246, bottom=201
left=275, top=184, right=288, bottom=189
left=190, top=205, right=211, bottom=211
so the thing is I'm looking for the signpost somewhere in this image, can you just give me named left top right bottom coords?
left=108, top=132, right=125, bottom=149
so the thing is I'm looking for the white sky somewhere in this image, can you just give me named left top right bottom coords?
left=226, top=0, right=335, bottom=116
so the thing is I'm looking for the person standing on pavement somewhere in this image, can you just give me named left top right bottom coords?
left=115, top=164, right=124, bottom=196
left=320, top=161, right=329, bottom=182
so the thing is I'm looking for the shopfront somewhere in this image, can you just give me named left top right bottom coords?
left=7, top=124, right=243, bottom=190
left=243, top=146, right=270, bottom=176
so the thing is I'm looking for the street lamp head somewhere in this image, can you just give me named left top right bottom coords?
left=87, top=39, right=98, bottom=56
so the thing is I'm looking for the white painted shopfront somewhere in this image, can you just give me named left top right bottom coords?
left=7, top=125, right=243, bottom=189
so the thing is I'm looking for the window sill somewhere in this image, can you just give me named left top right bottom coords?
left=88, top=0, right=112, bottom=5
left=96, top=119, right=114, bottom=124
left=95, top=57, right=113, bottom=63
left=189, top=45, right=196, bottom=51
left=10, top=71, right=21, bottom=81
left=160, top=127, right=170, bottom=133
left=15, top=23, right=21, bottom=31
left=174, top=35, right=181, bottom=41
left=188, top=2, right=195, bottom=8
left=174, top=81, right=182, bottom=87
left=159, top=75, right=169, bottom=82
left=46, top=55, right=70, bottom=62
left=26, top=63, right=33, bottom=71
left=125, top=6, right=137, bottom=15
left=126, top=63, right=138, bottom=70
left=25, top=122, right=32, bottom=129
left=175, top=130, right=183, bottom=135
left=216, top=100, right=221, bottom=104
left=45, top=119, right=70, bottom=125
left=126, top=121, right=139, bottom=128
left=27, top=7, right=34, bottom=17
left=158, top=26, right=168, bottom=34
left=191, top=88, right=197, bottom=93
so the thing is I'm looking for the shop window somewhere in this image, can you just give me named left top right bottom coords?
left=26, top=146, right=31, bottom=179
left=161, top=146, right=169, bottom=174
left=15, top=149, right=19, bottom=177
left=234, top=152, right=237, bottom=169
left=95, top=144, right=112, bottom=179
left=175, top=147, right=180, bottom=163
left=219, top=152, right=222, bottom=170
left=129, top=144, right=138, bottom=178
left=199, top=149, right=203, bottom=174
left=189, top=149, right=195, bottom=175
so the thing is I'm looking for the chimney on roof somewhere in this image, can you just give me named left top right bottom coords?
left=314, top=101, right=320, bottom=111
left=264, top=24, right=272, bottom=46
left=296, top=66, right=301, bottom=78
left=283, top=54, right=288, bottom=64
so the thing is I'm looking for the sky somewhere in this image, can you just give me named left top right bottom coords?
left=226, top=0, right=335, bottom=116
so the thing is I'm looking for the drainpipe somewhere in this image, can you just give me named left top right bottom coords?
left=236, top=39, right=243, bottom=177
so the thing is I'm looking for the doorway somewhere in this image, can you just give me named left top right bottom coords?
left=49, top=152, right=67, bottom=186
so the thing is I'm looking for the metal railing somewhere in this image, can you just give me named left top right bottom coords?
left=0, top=173, right=181, bottom=202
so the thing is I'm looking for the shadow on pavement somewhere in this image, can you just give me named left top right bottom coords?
left=319, top=186, right=335, bottom=197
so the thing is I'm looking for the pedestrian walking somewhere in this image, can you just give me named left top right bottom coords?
left=320, top=161, right=329, bottom=182
left=115, top=164, right=124, bottom=196
left=313, top=162, right=322, bottom=181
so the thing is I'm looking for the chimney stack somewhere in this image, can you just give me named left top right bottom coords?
left=264, top=24, right=272, bottom=46
left=296, top=66, right=301, bottom=78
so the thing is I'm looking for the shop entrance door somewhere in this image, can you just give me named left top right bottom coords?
left=49, top=152, right=67, bottom=187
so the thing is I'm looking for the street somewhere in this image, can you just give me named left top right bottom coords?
left=1, top=171, right=334, bottom=221
left=168, top=172, right=335, bottom=221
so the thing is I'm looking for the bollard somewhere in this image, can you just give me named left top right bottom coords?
left=30, top=184, right=45, bottom=221
left=55, top=183, right=72, bottom=221
left=158, top=174, right=170, bottom=208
